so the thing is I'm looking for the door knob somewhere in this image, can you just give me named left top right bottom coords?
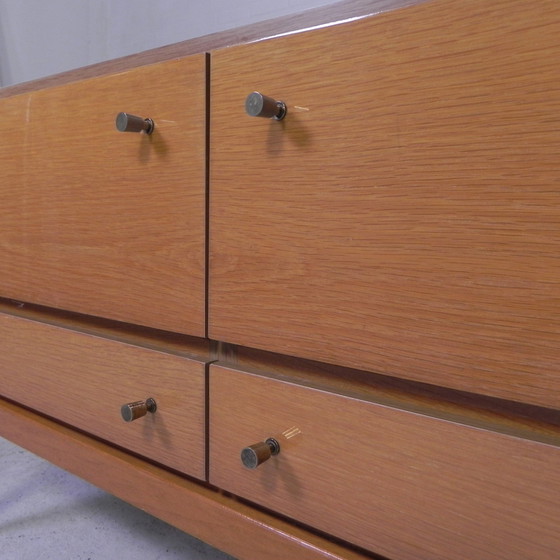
left=115, top=112, right=155, bottom=134
left=241, top=437, right=280, bottom=469
left=120, top=398, right=157, bottom=422
left=245, top=92, right=287, bottom=120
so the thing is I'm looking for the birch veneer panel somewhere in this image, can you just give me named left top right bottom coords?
left=0, top=56, right=206, bottom=336
left=209, top=0, right=560, bottom=408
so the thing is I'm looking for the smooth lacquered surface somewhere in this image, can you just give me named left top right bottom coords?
left=0, top=312, right=206, bottom=479
left=209, top=0, right=560, bottom=408
left=210, top=364, right=560, bottom=560
left=0, top=56, right=206, bottom=336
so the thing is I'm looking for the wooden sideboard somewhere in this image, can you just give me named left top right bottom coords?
left=1, top=1, right=559, bottom=559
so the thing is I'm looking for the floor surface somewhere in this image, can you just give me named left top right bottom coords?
left=0, top=437, right=236, bottom=559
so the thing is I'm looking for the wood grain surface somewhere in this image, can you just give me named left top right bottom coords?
left=209, top=0, right=560, bottom=408
left=0, top=312, right=207, bottom=479
left=232, top=344, right=560, bottom=445
left=0, top=56, right=206, bottom=335
left=0, top=297, right=211, bottom=359
left=0, top=397, right=374, bottom=560
left=210, top=364, right=560, bottom=560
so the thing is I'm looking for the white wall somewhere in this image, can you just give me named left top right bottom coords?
left=0, top=0, right=339, bottom=86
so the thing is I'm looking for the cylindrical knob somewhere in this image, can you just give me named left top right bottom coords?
left=120, top=398, right=157, bottom=422
left=241, top=437, right=280, bottom=469
left=115, top=112, right=155, bottom=134
left=245, top=92, right=287, bottom=120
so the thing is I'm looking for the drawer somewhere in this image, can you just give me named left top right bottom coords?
left=209, top=0, right=560, bottom=408
left=0, top=312, right=206, bottom=479
left=0, top=55, right=206, bottom=336
left=209, top=364, right=560, bottom=560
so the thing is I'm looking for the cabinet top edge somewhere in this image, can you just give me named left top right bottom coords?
left=0, top=0, right=425, bottom=97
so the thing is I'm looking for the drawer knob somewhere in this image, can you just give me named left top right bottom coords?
left=120, top=398, right=157, bottom=422
left=245, top=92, right=287, bottom=121
left=115, top=112, right=155, bottom=134
left=241, top=437, right=280, bottom=469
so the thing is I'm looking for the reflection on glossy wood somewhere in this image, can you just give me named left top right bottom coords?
left=0, top=56, right=206, bottom=335
left=210, top=0, right=560, bottom=408
left=210, top=364, right=560, bottom=560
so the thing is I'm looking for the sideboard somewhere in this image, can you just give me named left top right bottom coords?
left=1, top=1, right=559, bottom=559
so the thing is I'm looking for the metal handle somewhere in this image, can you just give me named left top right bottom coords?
left=241, top=437, right=280, bottom=469
left=120, top=398, right=157, bottom=422
left=245, top=92, right=287, bottom=120
left=115, top=112, right=155, bottom=134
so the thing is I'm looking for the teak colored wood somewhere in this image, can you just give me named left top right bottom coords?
left=209, top=0, right=560, bottom=408
left=0, top=56, right=206, bottom=336
left=0, top=312, right=206, bottom=479
left=0, top=2, right=559, bottom=560
left=210, top=364, right=560, bottom=560
left=0, top=397, right=371, bottom=560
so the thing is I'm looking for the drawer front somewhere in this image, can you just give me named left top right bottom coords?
left=0, top=55, right=206, bottom=336
left=0, top=312, right=206, bottom=479
left=209, top=0, right=560, bottom=407
left=209, top=364, right=560, bottom=560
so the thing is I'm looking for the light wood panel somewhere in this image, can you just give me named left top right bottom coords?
left=209, top=0, right=560, bottom=408
left=210, top=364, right=560, bottom=560
left=0, top=398, right=372, bottom=560
left=0, top=312, right=206, bottom=479
left=0, top=56, right=206, bottom=335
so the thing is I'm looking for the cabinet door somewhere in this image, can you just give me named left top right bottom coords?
left=0, top=55, right=206, bottom=336
left=210, top=364, right=560, bottom=560
left=0, top=312, right=206, bottom=479
left=209, top=0, right=560, bottom=407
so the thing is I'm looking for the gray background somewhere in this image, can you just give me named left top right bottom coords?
left=0, top=0, right=339, bottom=86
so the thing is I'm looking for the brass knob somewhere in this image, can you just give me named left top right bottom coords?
left=115, top=112, right=155, bottom=134
left=120, top=398, right=157, bottom=422
left=241, top=437, right=280, bottom=469
left=245, top=92, right=287, bottom=120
